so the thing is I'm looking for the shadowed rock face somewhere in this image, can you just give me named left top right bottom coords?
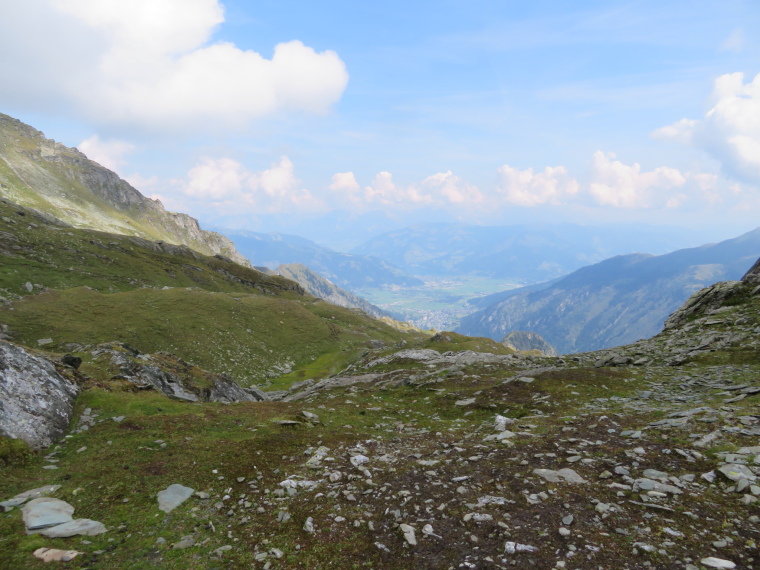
left=0, top=340, right=79, bottom=449
left=742, top=258, right=760, bottom=284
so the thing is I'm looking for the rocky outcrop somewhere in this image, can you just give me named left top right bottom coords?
left=742, top=257, right=760, bottom=284
left=501, top=331, right=558, bottom=356
left=0, top=340, right=79, bottom=449
left=274, top=263, right=392, bottom=319
left=662, top=280, right=742, bottom=331
left=91, top=343, right=259, bottom=403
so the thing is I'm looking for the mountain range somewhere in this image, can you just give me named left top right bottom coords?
left=224, top=229, right=422, bottom=290
left=458, top=228, right=760, bottom=353
left=353, top=222, right=708, bottom=282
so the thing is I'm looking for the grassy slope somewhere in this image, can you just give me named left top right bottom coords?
left=1, top=300, right=758, bottom=568
left=0, top=199, right=421, bottom=386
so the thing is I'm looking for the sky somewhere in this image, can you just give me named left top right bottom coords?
left=1, top=0, right=760, bottom=249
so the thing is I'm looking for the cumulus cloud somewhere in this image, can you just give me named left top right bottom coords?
left=78, top=135, right=135, bottom=172
left=0, top=0, right=348, bottom=132
left=329, top=172, right=360, bottom=192
left=417, top=171, right=484, bottom=205
left=176, top=156, right=322, bottom=214
left=496, top=165, right=579, bottom=206
left=588, top=151, right=687, bottom=208
left=654, top=72, right=760, bottom=184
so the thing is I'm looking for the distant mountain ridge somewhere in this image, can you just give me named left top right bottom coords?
left=458, top=227, right=760, bottom=354
left=224, top=229, right=422, bottom=290
left=0, top=113, right=248, bottom=266
left=353, top=222, right=709, bottom=282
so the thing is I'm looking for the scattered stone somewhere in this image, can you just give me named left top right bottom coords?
left=504, top=541, right=537, bottom=554
left=33, top=548, right=83, bottom=563
left=400, top=524, right=417, bottom=546
left=533, top=468, right=586, bottom=484
left=700, top=557, right=736, bottom=569
left=157, top=484, right=194, bottom=513
left=455, top=398, right=476, bottom=406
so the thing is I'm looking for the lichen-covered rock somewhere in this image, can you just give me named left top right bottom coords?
left=0, top=340, right=79, bottom=449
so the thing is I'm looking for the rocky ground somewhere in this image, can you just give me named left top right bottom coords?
left=1, top=269, right=759, bottom=568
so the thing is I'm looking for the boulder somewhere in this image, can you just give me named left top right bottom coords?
left=0, top=340, right=79, bottom=449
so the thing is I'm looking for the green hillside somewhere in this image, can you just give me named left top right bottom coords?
left=0, top=198, right=421, bottom=387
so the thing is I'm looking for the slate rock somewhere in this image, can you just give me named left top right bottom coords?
left=717, top=464, right=756, bottom=483
left=157, top=484, right=194, bottom=513
left=533, top=468, right=587, bottom=484
left=21, top=497, right=74, bottom=530
left=40, top=518, right=107, bottom=537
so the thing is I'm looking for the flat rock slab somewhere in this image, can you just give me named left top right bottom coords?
left=33, top=548, right=83, bottom=563
left=533, top=468, right=586, bottom=484
left=2, top=484, right=61, bottom=510
left=718, top=464, right=756, bottom=482
left=157, top=484, right=194, bottom=513
left=40, top=518, right=107, bottom=537
left=21, top=498, right=74, bottom=530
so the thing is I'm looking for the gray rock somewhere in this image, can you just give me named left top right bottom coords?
left=717, top=464, right=756, bottom=483
left=0, top=340, right=79, bottom=449
left=400, top=524, right=417, bottom=546
left=157, top=484, right=194, bottom=513
left=21, top=498, right=74, bottom=530
left=40, top=518, right=107, bottom=537
left=700, top=557, right=736, bottom=569
left=533, top=468, right=587, bottom=484
left=299, top=410, right=320, bottom=423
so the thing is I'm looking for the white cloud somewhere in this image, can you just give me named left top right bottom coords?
left=588, top=151, right=686, bottom=208
left=77, top=135, right=135, bottom=172
left=417, top=171, right=483, bottom=205
left=0, top=0, right=348, bottom=133
left=496, top=164, right=579, bottom=206
left=654, top=72, right=760, bottom=184
left=329, top=172, right=360, bottom=192
left=184, top=157, right=247, bottom=200
left=179, top=155, right=323, bottom=214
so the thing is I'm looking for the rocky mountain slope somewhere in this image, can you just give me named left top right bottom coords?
left=225, top=229, right=422, bottom=290
left=269, top=263, right=395, bottom=320
left=353, top=222, right=705, bottom=282
left=0, top=113, right=248, bottom=266
left=458, top=227, right=760, bottom=353
left=1, top=248, right=758, bottom=568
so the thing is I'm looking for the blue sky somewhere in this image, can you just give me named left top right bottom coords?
left=1, top=0, right=760, bottom=247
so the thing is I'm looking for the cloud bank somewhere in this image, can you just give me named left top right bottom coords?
left=654, top=71, right=760, bottom=185
left=0, top=0, right=348, bottom=133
